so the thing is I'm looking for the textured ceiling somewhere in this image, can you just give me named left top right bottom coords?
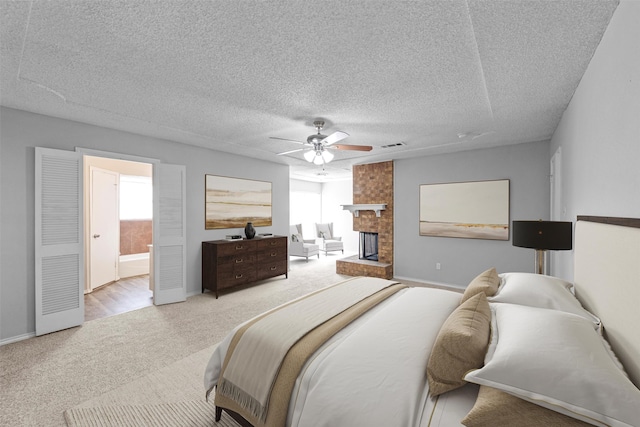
left=0, top=1, right=618, bottom=181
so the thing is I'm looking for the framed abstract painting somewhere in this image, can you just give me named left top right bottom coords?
left=205, top=175, right=272, bottom=229
left=419, top=179, right=509, bottom=240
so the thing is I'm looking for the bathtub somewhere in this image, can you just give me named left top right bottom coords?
left=119, top=252, right=150, bottom=278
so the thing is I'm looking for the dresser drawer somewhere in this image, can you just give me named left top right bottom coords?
left=256, top=260, right=287, bottom=280
left=217, top=254, right=255, bottom=269
left=216, top=240, right=256, bottom=256
left=256, top=248, right=286, bottom=263
left=218, top=268, right=257, bottom=289
left=256, top=237, right=286, bottom=251
left=217, top=263, right=254, bottom=277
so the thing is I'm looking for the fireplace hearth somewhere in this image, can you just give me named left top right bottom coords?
left=359, top=232, right=379, bottom=261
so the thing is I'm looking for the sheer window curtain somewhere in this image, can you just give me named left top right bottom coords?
left=290, top=191, right=322, bottom=239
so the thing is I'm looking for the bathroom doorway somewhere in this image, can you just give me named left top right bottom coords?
left=35, top=146, right=186, bottom=335
left=84, top=155, right=153, bottom=320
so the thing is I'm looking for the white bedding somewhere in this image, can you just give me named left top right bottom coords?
left=204, top=286, right=477, bottom=427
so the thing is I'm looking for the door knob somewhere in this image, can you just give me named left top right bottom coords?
left=93, top=234, right=100, bottom=238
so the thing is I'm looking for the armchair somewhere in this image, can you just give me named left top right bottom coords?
left=289, top=224, right=320, bottom=262
left=315, top=223, right=344, bottom=255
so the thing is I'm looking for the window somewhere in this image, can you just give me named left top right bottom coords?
left=119, top=175, right=152, bottom=219
left=290, top=191, right=321, bottom=238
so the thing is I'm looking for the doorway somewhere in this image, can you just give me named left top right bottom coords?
left=35, top=146, right=187, bottom=335
left=84, top=275, right=152, bottom=321
left=550, top=147, right=563, bottom=276
left=84, top=155, right=153, bottom=320
left=89, top=166, right=119, bottom=290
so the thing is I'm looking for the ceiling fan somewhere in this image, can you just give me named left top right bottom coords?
left=271, top=120, right=373, bottom=165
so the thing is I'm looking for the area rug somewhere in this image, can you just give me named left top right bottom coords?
left=64, top=344, right=240, bottom=427
left=65, top=401, right=227, bottom=427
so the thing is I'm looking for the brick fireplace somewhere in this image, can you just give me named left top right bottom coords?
left=337, top=161, right=394, bottom=279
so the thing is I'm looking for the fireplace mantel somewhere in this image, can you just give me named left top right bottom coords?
left=341, top=203, right=386, bottom=218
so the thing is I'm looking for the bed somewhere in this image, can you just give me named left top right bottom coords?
left=204, top=216, right=640, bottom=427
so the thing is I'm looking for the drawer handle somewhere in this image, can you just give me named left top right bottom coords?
left=270, top=241, right=277, bottom=246
left=270, top=266, right=277, bottom=271
left=270, top=252, right=277, bottom=257
left=235, top=274, right=243, bottom=279
left=235, top=259, right=243, bottom=263
left=235, top=245, right=244, bottom=250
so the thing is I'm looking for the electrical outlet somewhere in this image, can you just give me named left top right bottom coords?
left=436, top=262, right=441, bottom=270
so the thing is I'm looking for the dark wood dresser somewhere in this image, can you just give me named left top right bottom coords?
left=202, top=236, right=288, bottom=298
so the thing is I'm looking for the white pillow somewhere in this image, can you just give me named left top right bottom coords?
left=500, top=272, right=576, bottom=293
left=483, top=304, right=499, bottom=364
left=316, top=223, right=332, bottom=239
left=491, top=272, right=601, bottom=329
left=484, top=303, right=628, bottom=373
left=465, top=304, right=640, bottom=427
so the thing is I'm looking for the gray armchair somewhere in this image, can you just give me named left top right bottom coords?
left=289, top=224, right=320, bottom=262
left=315, top=223, right=344, bottom=255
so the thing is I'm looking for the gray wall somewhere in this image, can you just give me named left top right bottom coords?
left=0, top=107, right=290, bottom=342
left=550, top=0, right=640, bottom=281
left=394, top=141, right=550, bottom=288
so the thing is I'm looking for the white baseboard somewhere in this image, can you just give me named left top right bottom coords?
left=1, top=332, right=36, bottom=346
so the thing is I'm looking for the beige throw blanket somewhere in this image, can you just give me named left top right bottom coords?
left=215, top=277, right=406, bottom=426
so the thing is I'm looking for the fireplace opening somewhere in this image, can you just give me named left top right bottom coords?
left=359, top=232, right=379, bottom=261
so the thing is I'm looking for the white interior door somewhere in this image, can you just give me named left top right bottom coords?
left=90, top=167, right=119, bottom=290
left=550, top=147, right=563, bottom=275
left=153, top=163, right=186, bottom=305
left=35, top=147, right=84, bottom=336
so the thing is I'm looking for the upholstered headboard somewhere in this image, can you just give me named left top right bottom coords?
left=574, top=216, right=640, bottom=388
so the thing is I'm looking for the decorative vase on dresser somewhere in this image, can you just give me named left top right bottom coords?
left=244, top=222, right=256, bottom=239
left=201, top=235, right=288, bottom=298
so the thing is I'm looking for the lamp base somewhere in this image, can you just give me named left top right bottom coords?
left=535, top=249, right=547, bottom=275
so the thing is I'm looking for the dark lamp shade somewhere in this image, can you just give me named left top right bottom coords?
left=512, top=221, right=573, bottom=250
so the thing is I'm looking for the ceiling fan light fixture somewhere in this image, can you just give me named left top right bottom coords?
left=274, top=119, right=370, bottom=164
left=304, top=150, right=316, bottom=162
left=307, top=134, right=326, bottom=144
left=321, top=150, right=334, bottom=163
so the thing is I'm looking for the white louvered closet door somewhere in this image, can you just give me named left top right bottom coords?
left=35, top=147, right=84, bottom=336
left=152, top=163, right=187, bottom=305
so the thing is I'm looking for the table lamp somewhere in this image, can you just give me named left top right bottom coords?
left=512, top=220, right=572, bottom=274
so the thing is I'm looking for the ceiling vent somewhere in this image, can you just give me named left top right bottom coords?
left=380, top=142, right=407, bottom=149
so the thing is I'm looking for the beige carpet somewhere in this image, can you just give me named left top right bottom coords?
left=1, top=254, right=350, bottom=427
left=2, top=252, right=458, bottom=427
left=63, top=344, right=238, bottom=426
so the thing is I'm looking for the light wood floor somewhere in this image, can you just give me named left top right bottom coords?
left=84, top=275, right=153, bottom=322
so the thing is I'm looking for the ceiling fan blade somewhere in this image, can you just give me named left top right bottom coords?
left=330, top=144, right=373, bottom=152
left=277, top=148, right=305, bottom=155
left=269, top=136, right=306, bottom=145
left=321, top=131, right=349, bottom=146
